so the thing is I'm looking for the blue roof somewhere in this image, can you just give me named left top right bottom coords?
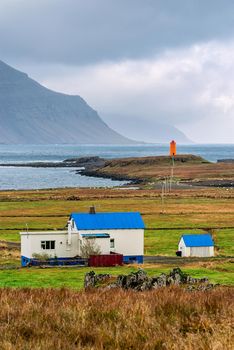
left=81, top=233, right=110, bottom=238
left=70, top=212, right=145, bottom=230
left=181, top=234, right=214, bottom=247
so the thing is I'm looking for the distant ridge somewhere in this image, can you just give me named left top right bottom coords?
left=104, top=114, right=192, bottom=144
left=0, top=60, right=134, bottom=144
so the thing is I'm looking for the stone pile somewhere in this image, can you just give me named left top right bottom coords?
left=84, top=268, right=215, bottom=291
left=84, top=271, right=112, bottom=289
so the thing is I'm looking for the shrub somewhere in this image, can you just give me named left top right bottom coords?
left=80, top=239, right=101, bottom=258
left=32, top=253, right=50, bottom=261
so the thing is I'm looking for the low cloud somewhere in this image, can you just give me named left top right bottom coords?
left=1, top=0, right=234, bottom=65
left=29, top=40, right=234, bottom=143
left=1, top=1, right=234, bottom=142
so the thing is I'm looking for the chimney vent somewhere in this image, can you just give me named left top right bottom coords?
left=89, top=205, right=96, bottom=214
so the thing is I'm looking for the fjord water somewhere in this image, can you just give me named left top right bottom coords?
left=0, top=144, right=233, bottom=190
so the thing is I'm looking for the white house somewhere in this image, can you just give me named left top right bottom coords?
left=20, top=211, right=145, bottom=266
left=178, top=234, right=214, bottom=257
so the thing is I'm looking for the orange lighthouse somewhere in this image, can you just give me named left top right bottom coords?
left=170, top=140, right=176, bottom=156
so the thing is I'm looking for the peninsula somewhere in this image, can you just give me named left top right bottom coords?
left=2, top=154, right=234, bottom=188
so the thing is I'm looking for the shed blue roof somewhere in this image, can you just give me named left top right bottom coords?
left=70, top=212, right=145, bottom=230
left=181, top=234, right=214, bottom=247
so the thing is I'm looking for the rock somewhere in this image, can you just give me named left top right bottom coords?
left=66, top=195, right=80, bottom=201
left=155, top=273, right=167, bottom=287
left=152, top=278, right=159, bottom=289
left=200, top=277, right=209, bottom=283
left=187, top=283, right=215, bottom=292
left=95, top=274, right=112, bottom=284
left=186, top=276, right=199, bottom=284
left=116, top=275, right=127, bottom=288
left=84, top=268, right=216, bottom=291
left=168, top=268, right=187, bottom=285
left=139, top=280, right=153, bottom=291
left=84, top=271, right=96, bottom=289
left=127, top=270, right=149, bottom=290
left=116, top=269, right=148, bottom=290
left=64, top=156, right=106, bottom=170
left=84, top=271, right=112, bottom=289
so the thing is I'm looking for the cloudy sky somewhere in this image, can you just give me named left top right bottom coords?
left=1, top=0, right=234, bottom=143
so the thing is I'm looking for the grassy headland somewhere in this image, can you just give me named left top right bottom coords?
left=79, top=154, right=234, bottom=185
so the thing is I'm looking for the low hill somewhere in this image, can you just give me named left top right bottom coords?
left=78, top=154, right=234, bottom=185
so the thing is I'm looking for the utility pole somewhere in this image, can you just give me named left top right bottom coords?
left=170, top=155, right=175, bottom=192
left=161, top=181, right=165, bottom=213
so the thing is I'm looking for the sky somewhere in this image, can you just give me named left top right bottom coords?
left=1, top=0, right=234, bottom=143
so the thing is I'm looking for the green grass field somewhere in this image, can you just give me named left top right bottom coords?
left=0, top=189, right=233, bottom=288
left=1, top=195, right=233, bottom=256
left=0, top=262, right=233, bottom=288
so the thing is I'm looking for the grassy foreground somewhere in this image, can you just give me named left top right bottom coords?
left=0, top=287, right=233, bottom=350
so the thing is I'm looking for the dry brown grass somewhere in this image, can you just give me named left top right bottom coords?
left=0, top=187, right=233, bottom=203
left=0, top=247, right=20, bottom=265
left=93, top=156, right=234, bottom=182
left=0, top=287, right=233, bottom=349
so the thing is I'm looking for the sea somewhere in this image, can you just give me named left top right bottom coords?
left=0, top=144, right=233, bottom=190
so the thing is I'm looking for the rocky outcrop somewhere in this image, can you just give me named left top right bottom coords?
left=0, top=156, right=106, bottom=169
left=64, top=156, right=106, bottom=170
left=217, top=159, right=234, bottom=163
left=84, top=271, right=112, bottom=288
left=84, top=268, right=216, bottom=291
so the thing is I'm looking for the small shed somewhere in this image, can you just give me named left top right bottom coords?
left=178, top=234, right=214, bottom=257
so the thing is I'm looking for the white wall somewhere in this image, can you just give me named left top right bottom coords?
left=82, top=237, right=110, bottom=255
left=178, top=238, right=214, bottom=257
left=178, top=238, right=190, bottom=257
left=190, top=246, right=214, bottom=257
left=78, top=229, right=144, bottom=256
left=20, top=231, right=80, bottom=258
left=21, top=227, right=144, bottom=259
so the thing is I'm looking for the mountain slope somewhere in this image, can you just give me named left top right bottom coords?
left=0, top=60, right=133, bottom=144
left=103, top=114, right=192, bottom=144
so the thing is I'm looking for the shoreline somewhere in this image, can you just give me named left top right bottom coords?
left=1, top=154, right=234, bottom=189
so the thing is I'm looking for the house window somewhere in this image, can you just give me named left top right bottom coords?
left=110, top=238, right=115, bottom=249
left=71, top=219, right=75, bottom=229
left=41, top=240, right=55, bottom=250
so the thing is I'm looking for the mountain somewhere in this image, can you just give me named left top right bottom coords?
left=103, top=114, right=192, bottom=144
left=0, top=60, right=133, bottom=144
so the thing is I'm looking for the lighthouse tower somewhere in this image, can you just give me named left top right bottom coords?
left=170, top=140, right=176, bottom=156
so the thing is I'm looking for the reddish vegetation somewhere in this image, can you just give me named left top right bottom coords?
left=0, top=287, right=233, bottom=349
left=0, top=186, right=233, bottom=203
